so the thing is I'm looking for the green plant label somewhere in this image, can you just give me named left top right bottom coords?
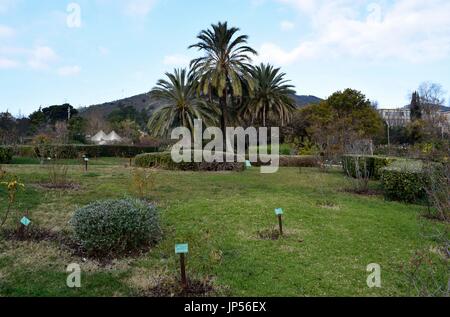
left=175, top=244, right=189, bottom=254
left=275, top=208, right=283, bottom=215
left=245, top=160, right=252, bottom=168
left=20, top=216, right=31, bottom=227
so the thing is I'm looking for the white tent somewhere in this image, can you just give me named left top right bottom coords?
left=104, top=131, right=123, bottom=143
left=90, top=130, right=123, bottom=145
left=91, top=130, right=107, bottom=143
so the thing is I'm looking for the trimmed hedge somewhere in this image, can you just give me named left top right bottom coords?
left=252, top=155, right=318, bottom=168
left=380, top=160, right=429, bottom=203
left=0, top=147, right=13, bottom=164
left=135, top=151, right=245, bottom=171
left=4, top=144, right=159, bottom=159
left=70, top=198, right=162, bottom=256
left=135, top=152, right=318, bottom=170
left=342, top=155, right=397, bottom=180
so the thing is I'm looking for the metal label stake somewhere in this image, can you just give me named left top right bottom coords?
left=275, top=208, right=284, bottom=236
left=175, top=244, right=189, bottom=289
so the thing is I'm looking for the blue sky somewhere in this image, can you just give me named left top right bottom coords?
left=1, top=0, right=450, bottom=115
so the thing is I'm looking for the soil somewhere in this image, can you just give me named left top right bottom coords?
left=141, top=276, right=217, bottom=297
left=256, top=228, right=281, bottom=240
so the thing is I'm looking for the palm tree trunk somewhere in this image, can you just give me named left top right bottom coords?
left=220, top=88, right=228, bottom=150
left=263, top=105, right=266, bottom=127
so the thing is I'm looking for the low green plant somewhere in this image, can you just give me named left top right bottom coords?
left=381, top=160, right=428, bottom=203
left=423, top=162, right=449, bottom=221
left=0, top=147, right=13, bottom=164
left=135, top=151, right=244, bottom=171
left=70, top=198, right=162, bottom=256
left=0, top=171, right=25, bottom=227
left=131, top=168, right=155, bottom=200
left=342, top=155, right=397, bottom=180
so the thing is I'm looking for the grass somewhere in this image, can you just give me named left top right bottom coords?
left=0, top=158, right=447, bottom=297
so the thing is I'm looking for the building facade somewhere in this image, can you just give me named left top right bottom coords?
left=378, top=109, right=411, bottom=127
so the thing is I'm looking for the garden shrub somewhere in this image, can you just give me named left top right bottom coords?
left=0, top=147, right=13, bottom=164
left=380, top=160, right=429, bottom=203
left=8, top=144, right=160, bottom=159
left=135, top=151, right=245, bottom=171
left=279, top=155, right=318, bottom=167
left=250, top=155, right=318, bottom=167
left=12, top=145, right=35, bottom=158
left=249, top=144, right=293, bottom=156
left=342, top=155, right=397, bottom=180
left=70, top=198, right=161, bottom=256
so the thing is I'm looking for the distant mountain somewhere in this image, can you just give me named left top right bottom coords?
left=78, top=93, right=323, bottom=119
left=293, top=95, right=323, bottom=107
left=401, top=104, right=450, bottom=112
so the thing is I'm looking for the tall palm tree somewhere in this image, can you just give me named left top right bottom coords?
left=242, top=63, right=296, bottom=126
left=147, top=68, right=218, bottom=137
left=189, top=21, right=257, bottom=136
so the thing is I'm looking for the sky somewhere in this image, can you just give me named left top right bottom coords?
left=1, top=0, right=450, bottom=116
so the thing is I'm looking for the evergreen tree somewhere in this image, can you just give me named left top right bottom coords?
left=410, top=91, right=422, bottom=121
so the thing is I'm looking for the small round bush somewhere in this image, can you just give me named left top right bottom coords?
left=70, top=198, right=162, bottom=256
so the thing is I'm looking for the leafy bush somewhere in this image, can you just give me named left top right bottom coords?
left=422, top=162, right=449, bottom=221
left=9, top=144, right=160, bottom=159
left=248, top=144, right=293, bottom=155
left=0, top=147, right=13, bottom=164
left=70, top=198, right=161, bottom=255
left=12, top=146, right=35, bottom=158
left=380, top=160, right=429, bottom=203
left=135, top=152, right=245, bottom=171
left=342, top=155, right=397, bottom=180
left=246, top=155, right=318, bottom=168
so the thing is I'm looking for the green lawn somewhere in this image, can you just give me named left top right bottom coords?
left=0, top=159, right=447, bottom=296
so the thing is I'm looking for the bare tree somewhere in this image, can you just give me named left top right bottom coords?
left=418, top=82, right=446, bottom=117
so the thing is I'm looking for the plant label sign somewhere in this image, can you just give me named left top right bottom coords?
left=175, top=244, right=189, bottom=254
left=275, top=208, right=284, bottom=216
left=20, top=216, right=31, bottom=227
left=245, top=160, right=252, bottom=168
left=84, top=158, right=89, bottom=162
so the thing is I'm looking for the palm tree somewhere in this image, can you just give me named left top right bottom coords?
left=189, top=21, right=257, bottom=136
left=147, top=68, right=218, bottom=137
left=242, top=63, right=296, bottom=126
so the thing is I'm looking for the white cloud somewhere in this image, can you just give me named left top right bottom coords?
left=0, top=57, right=19, bottom=69
left=124, top=0, right=157, bottom=16
left=28, top=46, right=59, bottom=70
left=163, top=54, right=190, bottom=67
left=58, top=65, right=81, bottom=76
left=0, top=24, right=15, bottom=37
left=261, top=0, right=450, bottom=64
left=280, top=20, right=295, bottom=31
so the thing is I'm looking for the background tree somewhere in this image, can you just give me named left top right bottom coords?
left=0, top=112, right=17, bottom=144
left=29, top=107, right=46, bottom=131
left=241, top=63, right=296, bottom=127
left=113, top=119, right=141, bottom=144
left=189, top=21, right=257, bottom=136
left=288, top=89, right=383, bottom=160
left=42, top=104, right=78, bottom=124
left=107, top=105, right=149, bottom=131
left=410, top=91, right=422, bottom=121
left=147, top=68, right=219, bottom=137
left=325, top=89, right=384, bottom=143
left=68, top=116, right=87, bottom=143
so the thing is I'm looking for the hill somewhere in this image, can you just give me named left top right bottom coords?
left=78, top=93, right=323, bottom=119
